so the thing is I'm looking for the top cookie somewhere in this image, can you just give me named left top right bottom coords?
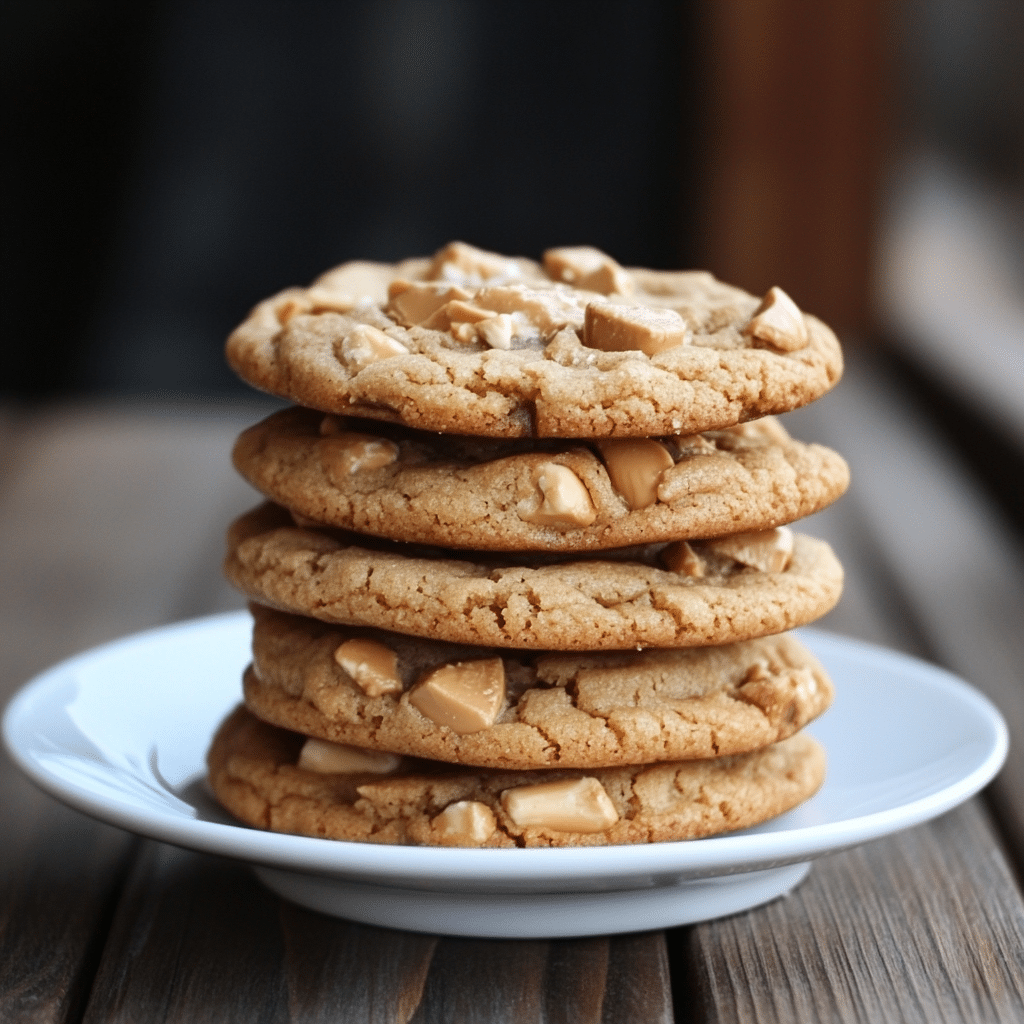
left=226, top=242, right=843, bottom=438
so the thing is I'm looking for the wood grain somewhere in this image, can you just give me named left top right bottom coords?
left=681, top=800, right=1024, bottom=1023
left=0, top=771, right=136, bottom=1024
left=280, top=902, right=439, bottom=1023
left=79, top=843, right=671, bottom=1023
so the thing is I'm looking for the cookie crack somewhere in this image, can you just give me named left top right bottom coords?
left=526, top=720, right=563, bottom=763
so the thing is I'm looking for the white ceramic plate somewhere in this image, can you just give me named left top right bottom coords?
left=2, top=613, right=1008, bottom=938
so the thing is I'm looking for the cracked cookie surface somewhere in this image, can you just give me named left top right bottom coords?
left=224, top=503, right=844, bottom=650
left=233, top=408, right=849, bottom=551
left=243, top=605, right=834, bottom=769
left=225, top=242, right=843, bottom=438
left=208, top=704, right=826, bottom=847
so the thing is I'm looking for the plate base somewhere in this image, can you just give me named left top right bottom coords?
left=253, top=861, right=812, bottom=938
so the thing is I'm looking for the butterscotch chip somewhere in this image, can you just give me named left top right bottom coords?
left=339, top=324, right=409, bottom=372
left=743, top=286, right=809, bottom=352
left=312, top=261, right=399, bottom=304
left=518, top=462, right=597, bottom=529
left=386, top=280, right=473, bottom=327
left=475, top=313, right=514, bottom=350
left=298, top=737, right=401, bottom=775
left=595, top=438, right=675, bottom=510
left=225, top=242, right=843, bottom=438
left=232, top=408, right=849, bottom=551
left=208, top=706, right=827, bottom=847
left=582, top=302, right=688, bottom=355
left=333, top=638, right=402, bottom=697
left=408, top=659, right=505, bottom=734
left=729, top=417, right=791, bottom=443
left=242, top=604, right=834, bottom=768
left=226, top=503, right=843, bottom=650
left=319, top=433, right=398, bottom=484
left=662, top=540, right=705, bottom=577
left=543, top=246, right=609, bottom=284
left=276, top=289, right=357, bottom=325
left=426, top=241, right=524, bottom=285
left=429, top=800, right=497, bottom=846
left=501, top=778, right=619, bottom=833
left=707, top=526, right=795, bottom=573
left=543, top=246, right=632, bottom=295
left=421, top=299, right=492, bottom=333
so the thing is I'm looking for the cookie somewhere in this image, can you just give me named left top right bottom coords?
left=224, top=503, right=844, bottom=650
left=208, top=705, right=826, bottom=847
left=243, top=604, right=834, bottom=769
left=225, top=242, right=843, bottom=438
left=233, top=408, right=849, bottom=552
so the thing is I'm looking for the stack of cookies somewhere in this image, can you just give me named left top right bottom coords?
left=209, top=242, right=848, bottom=849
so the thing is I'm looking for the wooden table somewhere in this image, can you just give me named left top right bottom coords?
left=3, top=354, right=1024, bottom=1023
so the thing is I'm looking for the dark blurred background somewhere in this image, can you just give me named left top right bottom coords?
left=5, top=0, right=699, bottom=397
left=3, top=0, right=1022, bottom=524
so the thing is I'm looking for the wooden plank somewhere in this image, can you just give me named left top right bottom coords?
left=682, top=799, right=1024, bottom=1023
left=785, top=355, right=1024, bottom=869
left=80, top=843, right=672, bottom=1024
left=0, top=404, right=263, bottom=1022
left=0, top=773, right=137, bottom=1024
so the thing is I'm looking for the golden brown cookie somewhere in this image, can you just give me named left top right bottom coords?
left=243, top=605, right=834, bottom=769
left=225, top=242, right=843, bottom=438
left=232, top=408, right=849, bottom=552
left=208, top=704, right=826, bottom=847
left=224, top=503, right=844, bottom=650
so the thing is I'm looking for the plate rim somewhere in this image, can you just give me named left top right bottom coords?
left=2, top=613, right=1009, bottom=888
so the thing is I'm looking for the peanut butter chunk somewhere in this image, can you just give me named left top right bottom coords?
left=518, top=463, right=597, bottom=528
left=426, top=241, right=521, bottom=284
left=743, top=286, right=809, bottom=351
left=313, top=260, right=396, bottom=304
left=596, top=439, right=675, bottom=509
left=501, top=778, right=619, bottom=833
left=475, top=313, right=514, bottom=349
left=431, top=800, right=498, bottom=846
left=306, top=286, right=361, bottom=314
left=320, top=433, right=398, bottom=484
left=543, top=246, right=633, bottom=295
left=422, top=298, right=493, bottom=333
left=662, top=540, right=705, bottom=577
left=408, top=658, right=505, bottom=734
left=583, top=302, right=688, bottom=355
left=298, top=737, right=401, bottom=774
left=472, top=284, right=586, bottom=337
left=334, top=638, right=403, bottom=697
left=386, top=280, right=473, bottom=326
left=340, top=323, right=410, bottom=372
left=708, top=526, right=794, bottom=573
left=277, top=289, right=357, bottom=325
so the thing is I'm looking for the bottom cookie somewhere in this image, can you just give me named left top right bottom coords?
left=208, top=706, right=826, bottom=848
